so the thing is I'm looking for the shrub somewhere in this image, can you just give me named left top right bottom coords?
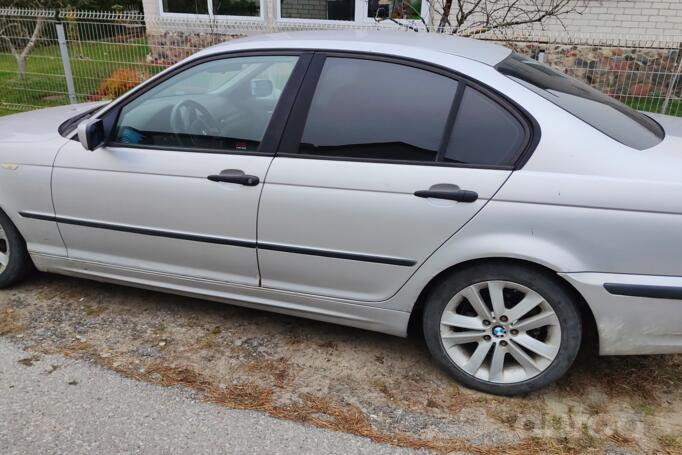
left=94, top=68, right=148, bottom=100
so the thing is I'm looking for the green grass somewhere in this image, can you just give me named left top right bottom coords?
left=624, top=97, right=682, bottom=117
left=0, top=38, right=158, bottom=114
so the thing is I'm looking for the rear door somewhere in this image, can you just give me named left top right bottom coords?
left=257, top=54, right=532, bottom=301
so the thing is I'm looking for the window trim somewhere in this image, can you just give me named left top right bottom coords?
left=157, top=0, right=266, bottom=21
left=277, top=51, right=540, bottom=170
left=275, top=0, right=430, bottom=26
left=101, top=50, right=313, bottom=157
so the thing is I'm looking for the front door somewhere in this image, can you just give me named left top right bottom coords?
left=257, top=55, right=530, bottom=301
left=52, top=53, right=306, bottom=285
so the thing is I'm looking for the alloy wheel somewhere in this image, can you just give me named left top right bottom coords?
left=439, top=280, right=561, bottom=384
left=0, top=225, right=9, bottom=273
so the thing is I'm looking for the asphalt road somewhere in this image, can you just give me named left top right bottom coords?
left=0, top=339, right=421, bottom=455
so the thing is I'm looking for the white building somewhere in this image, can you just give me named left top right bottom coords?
left=141, top=0, right=682, bottom=37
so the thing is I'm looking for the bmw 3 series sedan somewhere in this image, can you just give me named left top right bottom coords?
left=1, top=30, right=680, bottom=395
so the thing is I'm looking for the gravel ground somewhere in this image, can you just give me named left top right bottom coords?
left=0, top=339, right=424, bottom=455
left=1, top=273, right=681, bottom=454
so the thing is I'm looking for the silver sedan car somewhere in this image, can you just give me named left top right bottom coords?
left=1, top=30, right=680, bottom=395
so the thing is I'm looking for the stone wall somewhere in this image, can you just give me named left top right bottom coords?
left=146, top=32, right=243, bottom=66
left=507, top=41, right=681, bottom=100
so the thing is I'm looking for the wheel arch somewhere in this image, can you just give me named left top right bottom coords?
left=0, top=205, right=30, bottom=242
left=407, top=257, right=599, bottom=353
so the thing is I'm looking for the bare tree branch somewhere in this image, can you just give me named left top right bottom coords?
left=425, top=0, right=588, bottom=35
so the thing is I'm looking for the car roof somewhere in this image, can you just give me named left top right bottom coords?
left=200, top=30, right=512, bottom=66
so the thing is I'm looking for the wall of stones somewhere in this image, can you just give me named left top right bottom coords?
left=506, top=41, right=681, bottom=108
left=146, top=33, right=242, bottom=66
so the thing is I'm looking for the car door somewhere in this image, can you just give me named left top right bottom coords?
left=52, top=53, right=309, bottom=285
left=257, top=54, right=532, bottom=301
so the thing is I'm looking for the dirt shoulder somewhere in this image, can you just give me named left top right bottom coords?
left=1, top=274, right=681, bottom=454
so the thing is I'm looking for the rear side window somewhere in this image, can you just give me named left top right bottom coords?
left=497, top=53, right=664, bottom=150
left=445, top=87, right=526, bottom=165
left=299, top=58, right=459, bottom=163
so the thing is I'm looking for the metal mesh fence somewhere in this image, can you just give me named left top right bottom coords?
left=0, top=8, right=680, bottom=116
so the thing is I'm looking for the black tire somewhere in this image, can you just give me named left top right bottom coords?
left=422, top=262, right=582, bottom=396
left=0, top=210, right=32, bottom=288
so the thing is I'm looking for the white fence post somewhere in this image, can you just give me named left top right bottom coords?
left=55, top=22, right=77, bottom=105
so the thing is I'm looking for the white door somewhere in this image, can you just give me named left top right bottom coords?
left=52, top=54, right=305, bottom=285
left=258, top=55, right=530, bottom=301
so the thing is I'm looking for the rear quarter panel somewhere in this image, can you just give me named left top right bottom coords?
left=390, top=76, right=682, bottom=353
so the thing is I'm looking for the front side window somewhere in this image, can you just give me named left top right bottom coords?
left=114, top=55, right=298, bottom=152
left=497, top=53, right=664, bottom=150
left=298, top=57, right=459, bottom=162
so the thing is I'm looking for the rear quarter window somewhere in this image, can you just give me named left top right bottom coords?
left=445, top=86, right=527, bottom=165
left=496, top=53, right=664, bottom=150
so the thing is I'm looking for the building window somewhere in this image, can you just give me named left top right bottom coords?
left=161, top=0, right=261, bottom=17
left=278, top=0, right=428, bottom=22
left=212, top=0, right=260, bottom=16
left=368, top=0, right=422, bottom=20
left=162, top=0, right=209, bottom=14
left=280, top=0, right=354, bottom=21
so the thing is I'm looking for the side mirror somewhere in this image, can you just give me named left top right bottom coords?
left=77, top=118, right=104, bottom=151
left=250, top=79, right=273, bottom=98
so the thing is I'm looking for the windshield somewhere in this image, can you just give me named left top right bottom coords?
left=496, top=53, right=664, bottom=150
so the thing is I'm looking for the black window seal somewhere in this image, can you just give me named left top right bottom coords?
left=275, top=50, right=541, bottom=170
left=274, top=152, right=514, bottom=170
left=436, top=82, right=465, bottom=162
left=59, top=104, right=108, bottom=138
left=99, top=49, right=314, bottom=157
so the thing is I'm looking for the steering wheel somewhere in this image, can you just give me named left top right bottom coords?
left=170, top=99, right=220, bottom=147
